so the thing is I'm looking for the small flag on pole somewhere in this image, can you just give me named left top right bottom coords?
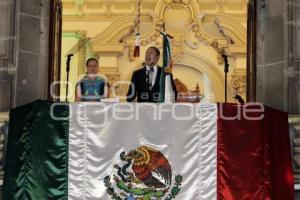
left=159, top=32, right=173, bottom=102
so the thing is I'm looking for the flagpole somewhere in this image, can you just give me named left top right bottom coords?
left=65, top=54, right=73, bottom=102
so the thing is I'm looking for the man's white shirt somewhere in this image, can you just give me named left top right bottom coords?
left=146, top=65, right=158, bottom=88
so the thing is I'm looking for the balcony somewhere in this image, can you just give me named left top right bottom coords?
left=0, top=112, right=300, bottom=199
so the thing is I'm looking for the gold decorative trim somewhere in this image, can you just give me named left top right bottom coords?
left=164, top=0, right=191, bottom=4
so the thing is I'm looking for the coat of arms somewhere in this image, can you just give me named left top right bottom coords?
left=104, top=145, right=183, bottom=200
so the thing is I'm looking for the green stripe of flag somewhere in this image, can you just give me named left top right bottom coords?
left=3, top=100, right=69, bottom=200
left=159, top=33, right=172, bottom=102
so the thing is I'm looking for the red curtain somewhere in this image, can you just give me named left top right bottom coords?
left=217, top=103, right=294, bottom=200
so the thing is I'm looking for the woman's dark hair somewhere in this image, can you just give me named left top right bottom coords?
left=86, top=58, right=99, bottom=66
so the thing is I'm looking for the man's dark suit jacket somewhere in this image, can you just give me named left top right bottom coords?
left=126, top=66, right=177, bottom=102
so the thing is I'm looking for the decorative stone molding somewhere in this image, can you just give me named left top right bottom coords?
left=63, top=1, right=246, bottom=19
left=174, top=12, right=246, bottom=63
left=192, top=14, right=246, bottom=46
left=105, top=73, right=121, bottom=97
left=62, top=31, right=87, bottom=76
left=216, top=0, right=226, bottom=13
left=92, top=44, right=123, bottom=54
left=90, top=14, right=160, bottom=61
left=100, top=67, right=120, bottom=81
left=88, top=0, right=246, bottom=64
left=164, top=0, right=191, bottom=4
left=124, top=0, right=200, bottom=61
left=75, top=0, right=85, bottom=15
left=155, top=0, right=199, bottom=19
left=231, top=69, right=247, bottom=96
left=104, top=0, right=113, bottom=16
left=210, top=40, right=226, bottom=64
left=98, top=67, right=121, bottom=98
left=78, top=33, right=88, bottom=76
left=214, top=15, right=246, bottom=44
left=171, top=39, right=184, bottom=63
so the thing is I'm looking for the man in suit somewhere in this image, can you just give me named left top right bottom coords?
left=126, top=46, right=177, bottom=102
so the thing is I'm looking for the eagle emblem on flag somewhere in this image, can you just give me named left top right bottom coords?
left=104, top=145, right=183, bottom=200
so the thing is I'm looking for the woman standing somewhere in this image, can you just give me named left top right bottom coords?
left=75, top=58, right=109, bottom=101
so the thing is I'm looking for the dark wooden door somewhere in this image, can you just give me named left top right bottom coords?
left=48, top=0, right=63, bottom=101
left=246, top=0, right=257, bottom=102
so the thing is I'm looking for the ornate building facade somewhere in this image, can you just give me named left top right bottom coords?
left=1, top=0, right=300, bottom=198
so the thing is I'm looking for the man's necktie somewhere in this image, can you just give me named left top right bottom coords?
left=148, top=66, right=154, bottom=90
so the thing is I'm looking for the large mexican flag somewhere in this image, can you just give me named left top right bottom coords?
left=3, top=101, right=294, bottom=199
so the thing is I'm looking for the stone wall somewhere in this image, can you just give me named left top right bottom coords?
left=0, top=1, right=15, bottom=111
left=286, top=0, right=300, bottom=114
left=256, top=0, right=287, bottom=111
left=256, top=0, right=300, bottom=114
left=0, top=0, right=50, bottom=112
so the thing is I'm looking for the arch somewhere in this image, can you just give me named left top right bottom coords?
left=90, top=15, right=158, bottom=44
left=195, top=14, right=246, bottom=46
left=179, top=51, right=225, bottom=101
left=214, top=14, right=246, bottom=44
left=90, top=15, right=137, bottom=44
left=90, top=14, right=163, bottom=48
